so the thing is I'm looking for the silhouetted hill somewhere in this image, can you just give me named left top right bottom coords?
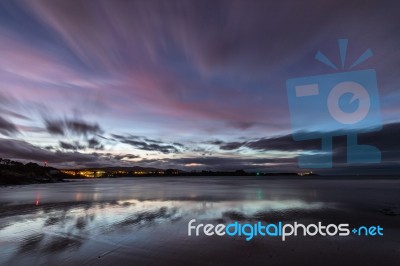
left=0, top=158, right=66, bottom=185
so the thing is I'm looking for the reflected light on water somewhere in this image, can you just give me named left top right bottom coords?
left=0, top=178, right=399, bottom=265
left=0, top=197, right=327, bottom=263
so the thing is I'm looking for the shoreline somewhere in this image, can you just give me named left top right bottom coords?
left=2, top=174, right=400, bottom=187
left=0, top=176, right=66, bottom=186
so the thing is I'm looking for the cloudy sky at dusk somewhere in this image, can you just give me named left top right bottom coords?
left=0, top=0, right=399, bottom=173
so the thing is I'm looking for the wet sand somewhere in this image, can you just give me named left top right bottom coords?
left=0, top=177, right=399, bottom=265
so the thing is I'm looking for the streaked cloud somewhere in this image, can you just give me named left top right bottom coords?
left=0, top=0, right=399, bottom=172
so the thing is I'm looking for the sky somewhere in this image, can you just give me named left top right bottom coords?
left=0, top=0, right=399, bottom=173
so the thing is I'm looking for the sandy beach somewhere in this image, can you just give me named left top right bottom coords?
left=0, top=177, right=399, bottom=265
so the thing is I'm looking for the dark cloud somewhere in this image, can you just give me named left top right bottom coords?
left=139, top=156, right=296, bottom=172
left=113, top=154, right=140, bottom=160
left=144, top=138, right=163, bottom=144
left=211, top=135, right=319, bottom=152
left=0, top=138, right=137, bottom=168
left=219, top=141, right=244, bottom=151
left=173, top=142, right=184, bottom=147
left=44, top=118, right=102, bottom=136
left=246, top=135, right=320, bottom=152
left=0, top=116, right=19, bottom=136
left=87, top=138, right=104, bottom=150
left=0, top=138, right=97, bottom=165
left=65, top=120, right=102, bottom=136
left=44, top=120, right=105, bottom=151
left=343, top=123, right=400, bottom=164
left=209, top=123, right=400, bottom=172
left=112, top=134, right=183, bottom=154
left=59, top=141, right=85, bottom=151
left=1, top=121, right=399, bottom=172
left=1, top=104, right=397, bottom=173
left=209, top=140, right=223, bottom=145
left=45, top=119, right=65, bottom=135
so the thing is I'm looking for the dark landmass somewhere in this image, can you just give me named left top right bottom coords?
left=0, top=158, right=67, bottom=185
left=2, top=158, right=399, bottom=186
left=59, top=166, right=316, bottom=178
left=1, top=157, right=316, bottom=185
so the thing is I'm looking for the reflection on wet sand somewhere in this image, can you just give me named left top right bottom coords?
left=0, top=177, right=399, bottom=265
left=2, top=198, right=324, bottom=257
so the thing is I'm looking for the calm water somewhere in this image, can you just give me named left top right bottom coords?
left=0, top=177, right=399, bottom=265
